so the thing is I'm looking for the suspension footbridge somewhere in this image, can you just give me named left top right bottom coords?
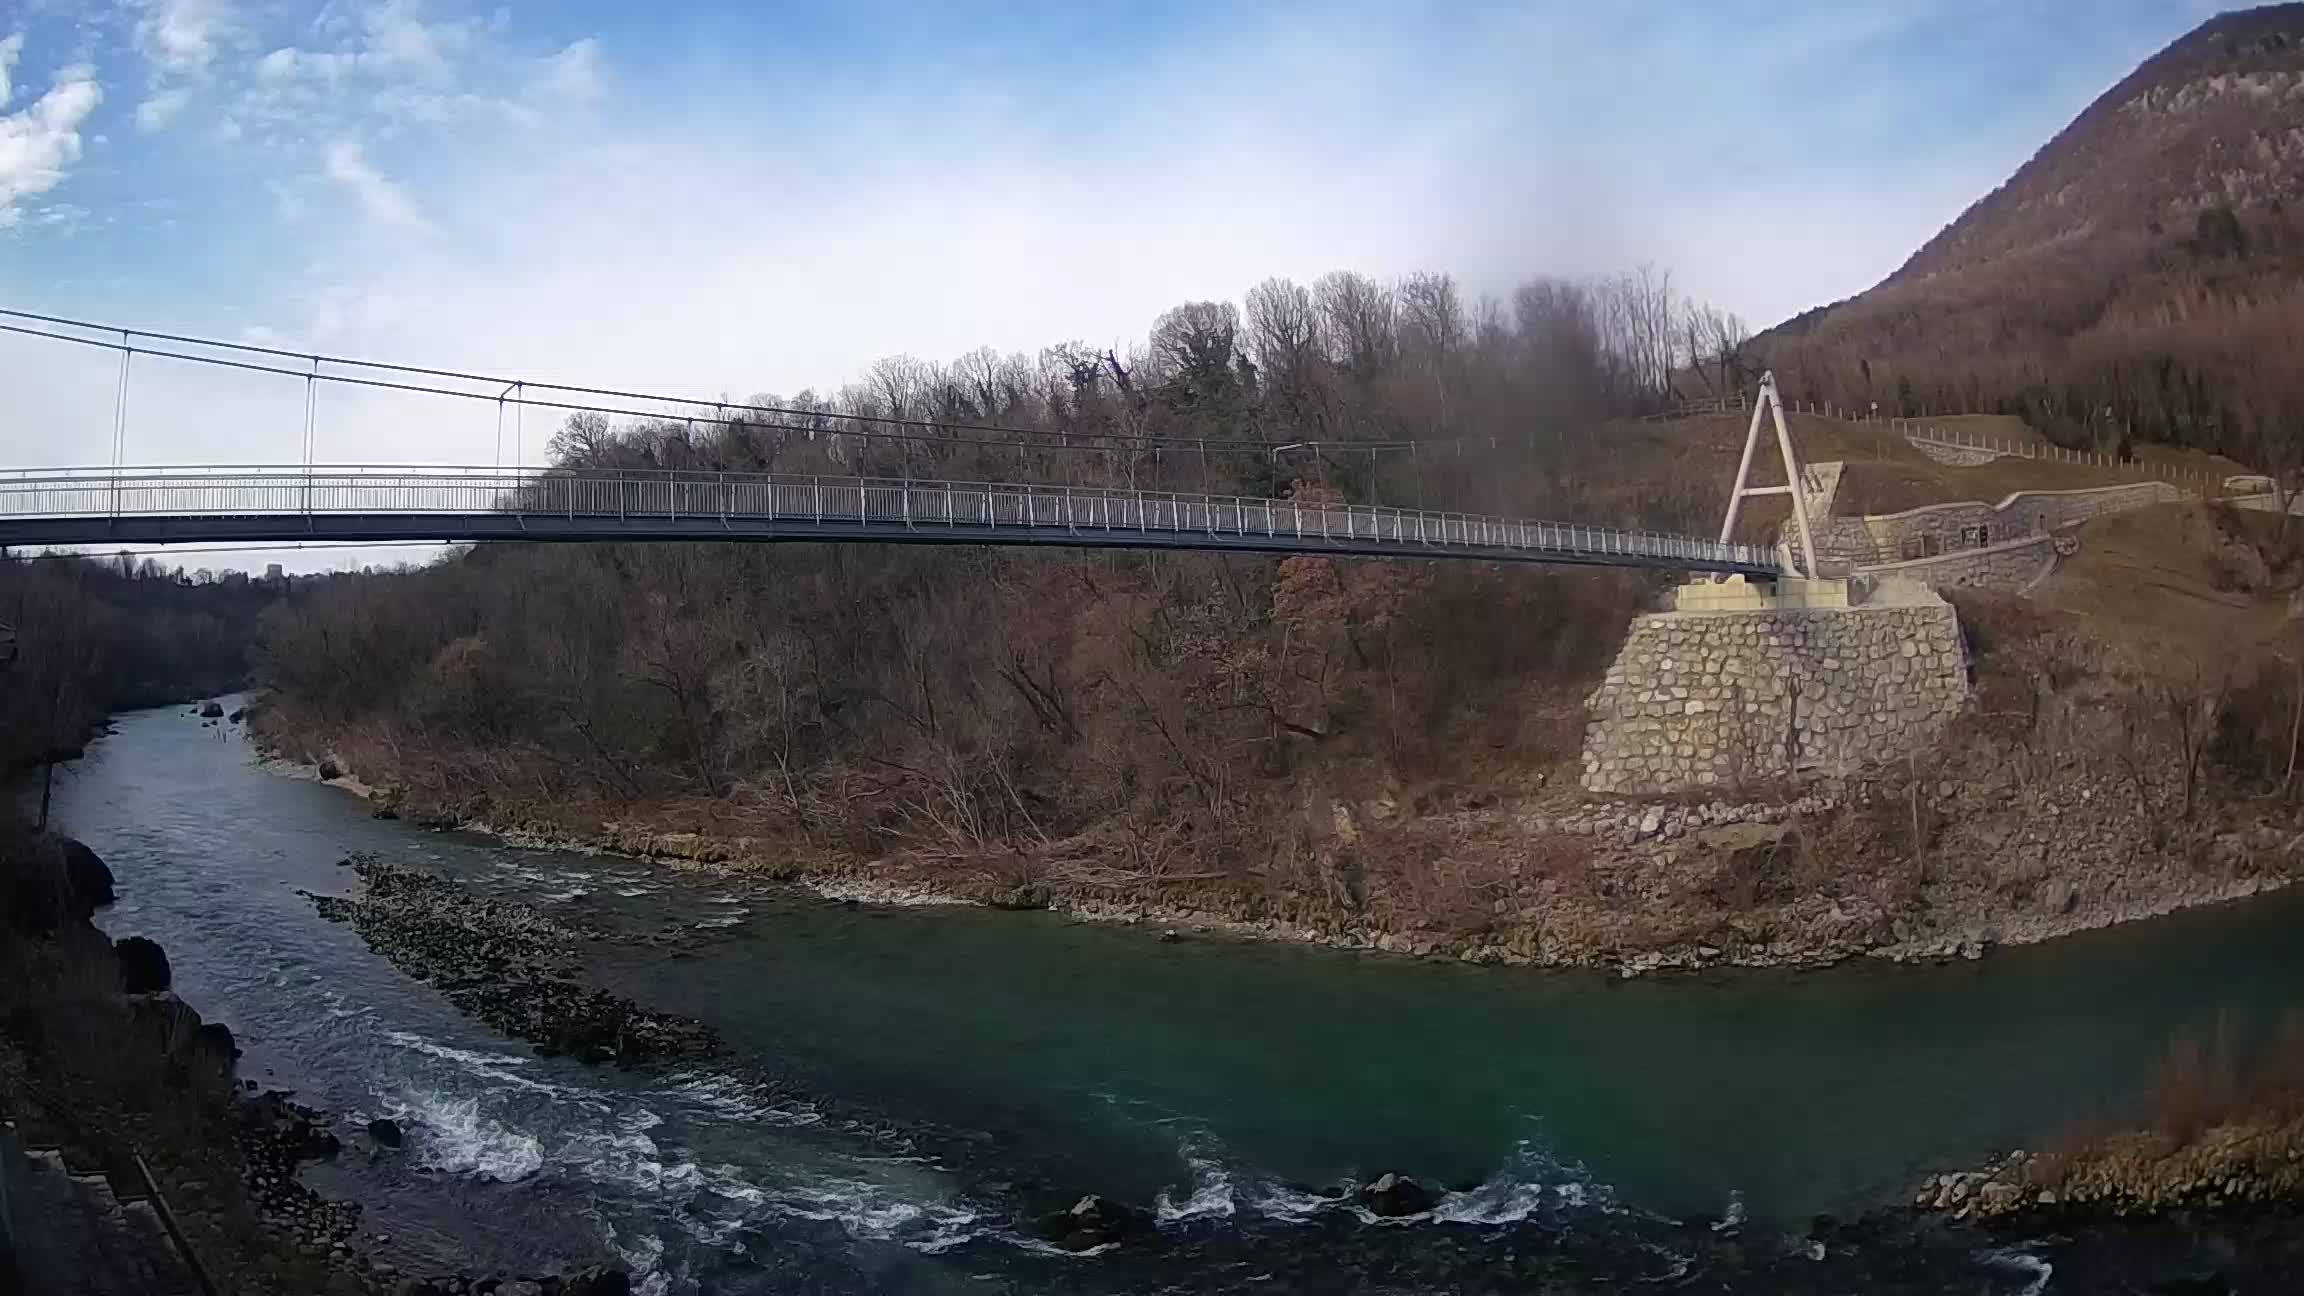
left=0, top=310, right=1779, bottom=576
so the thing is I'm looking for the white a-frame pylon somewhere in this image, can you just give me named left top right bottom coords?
left=1716, top=371, right=1818, bottom=580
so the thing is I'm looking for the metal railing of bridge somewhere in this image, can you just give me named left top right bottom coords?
left=0, top=465, right=1776, bottom=574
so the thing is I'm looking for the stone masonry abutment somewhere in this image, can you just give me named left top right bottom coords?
left=1581, top=583, right=1967, bottom=795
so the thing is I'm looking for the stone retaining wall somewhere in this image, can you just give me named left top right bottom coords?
left=1855, top=533, right=2056, bottom=591
left=1581, top=597, right=1968, bottom=795
left=1907, top=437, right=2006, bottom=467
left=1821, top=481, right=2183, bottom=561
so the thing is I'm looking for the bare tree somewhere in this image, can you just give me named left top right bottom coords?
left=1314, top=271, right=1397, bottom=381
left=1514, top=278, right=1605, bottom=420
left=1592, top=264, right=1678, bottom=408
left=1148, top=301, right=1245, bottom=407
left=548, top=411, right=616, bottom=467
left=1244, top=277, right=1322, bottom=423
left=1680, top=300, right=1752, bottom=398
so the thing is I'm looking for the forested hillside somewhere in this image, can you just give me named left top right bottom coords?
left=0, top=556, right=278, bottom=772
left=1754, top=5, right=2304, bottom=467
left=253, top=267, right=1739, bottom=902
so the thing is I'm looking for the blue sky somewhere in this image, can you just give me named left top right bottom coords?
left=0, top=0, right=2233, bottom=489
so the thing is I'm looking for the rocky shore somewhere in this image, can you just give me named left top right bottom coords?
left=305, top=856, right=722, bottom=1068
left=1905, top=1152, right=2304, bottom=1293
left=277, top=745, right=2299, bottom=984
left=1919, top=1115, right=2304, bottom=1222
left=0, top=831, right=638, bottom=1296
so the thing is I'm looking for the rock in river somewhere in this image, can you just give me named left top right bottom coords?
left=367, top=1117, right=406, bottom=1149
left=1037, top=1194, right=1141, bottom=1250
left=1361, top=1171, right=1437, bottom=1217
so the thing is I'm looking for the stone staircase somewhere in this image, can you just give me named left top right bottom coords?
left=1, top=1121, right=208, bottom=1296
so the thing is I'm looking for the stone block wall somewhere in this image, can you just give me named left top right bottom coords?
left=1998, top=481, right=2187, bottom=531
left=1820, top=481, right=2185, bottom=562
left=1581, top=600, right=1967, bottom=795
left=1855, top=533, right=2056, bottom=591
left=1908, top=437, right=2006, bottom=467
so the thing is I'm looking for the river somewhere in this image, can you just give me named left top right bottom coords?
left=44, top=702, right=2304, bottom=1292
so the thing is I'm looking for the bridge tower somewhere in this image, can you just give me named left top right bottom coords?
left=1583, top=371, right=1970, bottom=796
left=1715, top=371, right=1819, bottom=580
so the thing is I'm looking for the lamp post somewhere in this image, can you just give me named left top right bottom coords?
left=1268, top=441, right=1312, bottom=492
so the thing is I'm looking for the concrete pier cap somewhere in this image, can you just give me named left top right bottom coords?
left=1669, top=573, right=1944, bottom=614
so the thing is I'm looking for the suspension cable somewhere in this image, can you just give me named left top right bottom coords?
left=0, top=306, right=1514, bottom=458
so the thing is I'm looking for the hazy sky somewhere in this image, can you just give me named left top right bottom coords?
left=0, top=0, right=2234, bottom=564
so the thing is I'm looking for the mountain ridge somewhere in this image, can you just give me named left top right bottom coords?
left=1753, top=4, right=2304, bottom=460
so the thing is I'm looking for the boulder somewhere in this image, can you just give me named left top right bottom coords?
left=199, top=701, right=224, bottom=719
left=1036, top=1194, right=1139, bottom=1251
left=115, top=936, right=173, bottom=993
left=1360, top=1171, right=1435, bottom=1217
left=129, top=993, right=204, bottom=1055
left=296, top=1126, right=343, bottom=1161
left=1978, top=1181, right=2021, bottom=1212
left=58, top=838, right=116, bottom=909
left=228, top=708, right=246, bottom=724
left=241, top=1091, right=343, bottom=1161
left=193, top=1021, right=240, bottom=1066
left=367, top=1118, right=406, bottom=1149
left=318, top=759, right=343, bottom=782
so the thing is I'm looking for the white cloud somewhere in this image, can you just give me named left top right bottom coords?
left=229, top=1, right=570, bottom=144
left=0, top=32, right=24, bottom=108
left=359, top=0, right=476, bottom=74
left=533, top=38, right=602, bottom=104
left=0, top=62, right=102, bottom=229
left=322, top=136, right=429, bottom=231
left=138, top=0, right=234, bottom=75
left=135, top=85, right=192, bottom=130
left=254, top=47, right=308, bottom=82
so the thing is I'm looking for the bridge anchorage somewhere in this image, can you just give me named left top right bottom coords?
left=1585, top=371, right=1971, bottom=798
left=0, top=307, right=1776, bottom=577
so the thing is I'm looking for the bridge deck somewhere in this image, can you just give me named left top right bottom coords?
left=0, top=468, right=1776, bottom=575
